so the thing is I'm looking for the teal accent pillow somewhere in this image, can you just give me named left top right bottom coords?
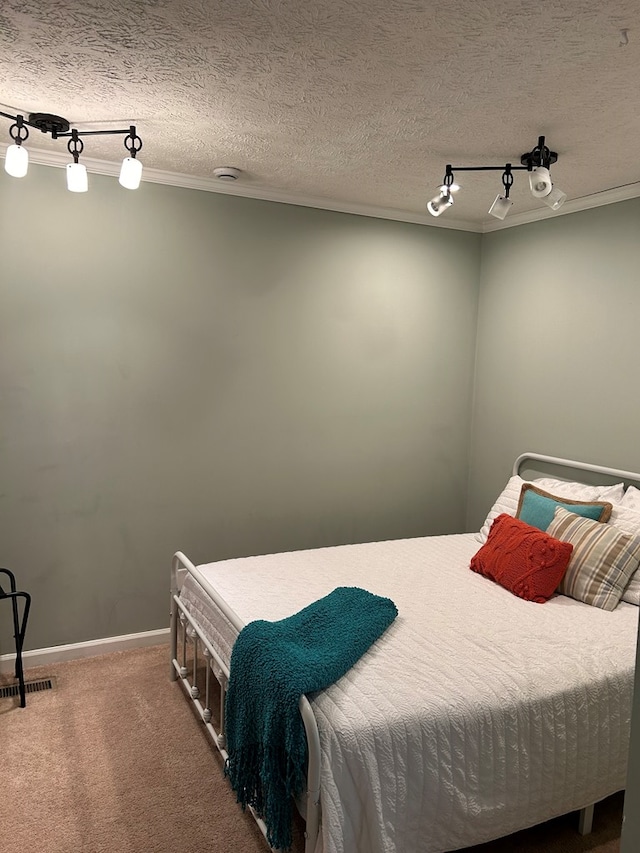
left=516, top=484, right=613, bottom=532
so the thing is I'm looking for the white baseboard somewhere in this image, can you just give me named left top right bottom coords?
left=0, top=627, right=170, bottom=673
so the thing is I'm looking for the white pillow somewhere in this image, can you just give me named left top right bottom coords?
left=477, top=475, right=525, bottom=543
left=610, top=504, right=640, bottom=537
left=533, top=477, right=625, bottom=503
left=477, top=475, right=626, bottom=544
left=621, top=485, right=640, bottom=512
left=609, top=504, right=640, bottom=605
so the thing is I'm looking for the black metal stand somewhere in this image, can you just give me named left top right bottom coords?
left=0, top=568, right=31, bottom=708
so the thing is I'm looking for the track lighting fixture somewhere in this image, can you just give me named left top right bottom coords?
left=1, top=108, right=143, bottom=192
left=429, top=136, right=566, bottom=220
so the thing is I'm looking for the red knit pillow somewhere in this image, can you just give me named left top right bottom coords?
left=470, top=513, right=574, bottom=603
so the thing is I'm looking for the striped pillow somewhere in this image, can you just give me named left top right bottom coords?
left=547, top=506, right=640, bottom=610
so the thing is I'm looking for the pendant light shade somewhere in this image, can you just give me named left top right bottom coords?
left=66, top=161, right=88, bottom=192
left=119, top=156, right=143, bottom=190
left=4, top=143, right=29, bottom=178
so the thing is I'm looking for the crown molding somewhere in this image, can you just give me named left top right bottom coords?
left=18, top=146, right=640, bottom=234
left=142, top=164, right=483, bottom=232
left=22, top=147, right=482, bottom=232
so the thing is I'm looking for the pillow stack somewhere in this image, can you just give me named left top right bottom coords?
left=473, top=475, right=640, bottom=609
left=476, top=475, right=624, bottom=544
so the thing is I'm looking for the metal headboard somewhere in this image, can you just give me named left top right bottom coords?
left=513, top=452, right=640, bottom=486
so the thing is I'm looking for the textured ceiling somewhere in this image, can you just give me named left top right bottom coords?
left=1, top=0, right=640, bottom=230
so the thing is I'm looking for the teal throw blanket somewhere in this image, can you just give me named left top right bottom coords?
left=224, top=585, right=398, bottom=851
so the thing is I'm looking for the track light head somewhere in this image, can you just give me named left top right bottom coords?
left=5, top=143, right=29, bottom=178
left=427, top=189, right=453, bottom=217
left=66, top=162, right=88, bottom=192
left=427, top=166, right=456, bottom=216
left=119, top=126, right=144, bottom=189
left=521, top=135, right=557, bottom=199
left=542, top=186, right=567, bottom=211
left=66, top=129, right=88, bottom=192
left=488, top=195, right=512, bottom=220
left=529, top=166, right=553, bottom=198
left=488, top=165, right=514, bottom=220
left=4, top=115, right=30, bottom=178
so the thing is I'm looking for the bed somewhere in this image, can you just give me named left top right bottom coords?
left=170, top=452, right=640, bottom=852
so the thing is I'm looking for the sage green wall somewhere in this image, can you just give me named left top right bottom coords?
left=0, top=164, right=480, bottom=652
left=467, top=198, right=640, bottom=531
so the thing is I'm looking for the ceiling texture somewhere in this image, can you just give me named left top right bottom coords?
left=1, top=0, right=640, bottom=232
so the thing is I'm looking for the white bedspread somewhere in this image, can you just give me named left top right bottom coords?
left=179, top=533, right=638, bottom=853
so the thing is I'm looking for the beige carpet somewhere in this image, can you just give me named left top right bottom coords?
left=1, top=644, right=623, bottom=853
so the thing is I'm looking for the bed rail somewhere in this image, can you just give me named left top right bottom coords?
left=514, top=451, right=640, bottom=483
left=170, top=550, right=321, bottom=853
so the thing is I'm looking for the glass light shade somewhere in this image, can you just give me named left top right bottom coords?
left=427, top=190, right=453, bottom=217
left=488, top=194, right=513, bottom=220
left=529, top=166, right=552, bottom=197
left=119, top=156, right=143, bottom=190
left=4, top=143, right=29, bottom=178
left=542, top=186, right=567, bottom=211
left=66, top=162, right=88, bottom=193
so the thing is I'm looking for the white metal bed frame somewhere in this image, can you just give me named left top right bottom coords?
left=170, top=451, right=640, bottom=851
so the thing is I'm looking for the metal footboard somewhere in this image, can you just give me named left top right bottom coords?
left=170, top=551, right=321, bottom=853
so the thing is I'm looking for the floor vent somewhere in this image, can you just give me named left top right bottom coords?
left=0, top=677, right=55, bottom=698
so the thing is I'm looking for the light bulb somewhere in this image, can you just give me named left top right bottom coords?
left=66, top=162, right=88, bottom=193
left=119, top=156, right=143, bottom=190
left=4, top=143, right=29, bottom=178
